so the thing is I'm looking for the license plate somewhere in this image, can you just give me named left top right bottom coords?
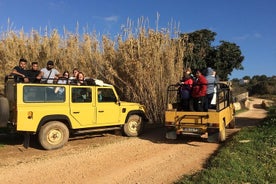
left=183, top=128, right=199, bottom=132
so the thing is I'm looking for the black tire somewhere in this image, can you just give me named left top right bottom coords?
left=38, top=121, right=69, bottom=150
left=124, top=115, right=142, bottom=137
left=0, top=96, right=9, bottom=127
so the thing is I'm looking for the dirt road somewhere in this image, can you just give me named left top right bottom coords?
left=0, top=98, right=268, bottom=184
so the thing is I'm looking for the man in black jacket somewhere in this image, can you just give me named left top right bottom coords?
left=26, top=62, right=41, bottom=83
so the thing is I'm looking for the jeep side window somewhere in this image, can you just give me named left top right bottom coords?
left=98, top=88, right=117, bottom=103
left=72, top=87, right=92, bottom=103
left=23, top=86, right=65, bottom=102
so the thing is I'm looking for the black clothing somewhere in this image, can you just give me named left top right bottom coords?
left=26, top=70, right=41, bottom=83
left=13, top=66, right=28, bottom=82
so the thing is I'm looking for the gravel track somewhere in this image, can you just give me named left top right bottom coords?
left=0, top=98, right=267, bottom=184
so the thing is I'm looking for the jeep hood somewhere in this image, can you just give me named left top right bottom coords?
left=120, top=101, right=142, bottom=106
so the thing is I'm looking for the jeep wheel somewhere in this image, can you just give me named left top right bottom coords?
left=124, top=115, right=142, bottom=137
left=0, top=96, right=9, bottom=127
left=39, top=121, right=69, bottom=150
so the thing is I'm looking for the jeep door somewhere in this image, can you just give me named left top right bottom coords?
left=70, top=87, right=96, bottom=126
left=96, top=88, right=120, bottom=125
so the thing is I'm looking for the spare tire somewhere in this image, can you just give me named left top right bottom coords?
left=0, top=96, right=9, bottom=127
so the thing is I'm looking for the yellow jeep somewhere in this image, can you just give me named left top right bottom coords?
left=165, top=82, right=235, bottom=142
left=0, top=77, right=147, bottom=150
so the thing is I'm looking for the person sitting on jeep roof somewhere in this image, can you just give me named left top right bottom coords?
left=11, top=58, right=29, bottom=83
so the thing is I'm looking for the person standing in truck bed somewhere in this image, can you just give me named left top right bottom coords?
left=179, top=67, right=194, bottom=111
left=205, top=67, right=217, bottom=110
left=191, top=69, right=207, bottom=112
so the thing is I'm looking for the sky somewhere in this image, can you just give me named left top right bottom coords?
left=0, top=0, right=275, bottom=79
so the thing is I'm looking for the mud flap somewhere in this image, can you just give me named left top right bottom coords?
left=207, top=128, right=219, bottom=143
left=23, top=132, right=30, bottom=149
left=166, top=130, right=177, bottom=139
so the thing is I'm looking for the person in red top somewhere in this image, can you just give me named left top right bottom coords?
left=191, top=69, right=207, bottom=111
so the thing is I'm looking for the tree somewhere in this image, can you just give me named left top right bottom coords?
left=181, top=29, right=216, bottom=70
left=181, top=29, right=244, bottom=80
left=243, top=76, right=251, bottom=80
left=213, top=41, right=244, bottom=80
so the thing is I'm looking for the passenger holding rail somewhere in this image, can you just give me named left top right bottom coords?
left=69, top=68, right=79, bottom=84
left=57, top=71, right=70, bottom=85
left=26, top=61, right=41, bottom=83
left=39, top=60, right=61, bottom=84
left=55, top=71, right=70, bottom=95
left=11, top=58, right=29, bottom=83
left=179, top=68, right=193, bottom=111
left=191, top=69, right=207, bottom=112
left=76, top=72, right=87, bottom=86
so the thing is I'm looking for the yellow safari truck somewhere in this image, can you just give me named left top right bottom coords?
left=0, top=77, right=148, bottom=150
left=165, top=82, right=235, bottom=142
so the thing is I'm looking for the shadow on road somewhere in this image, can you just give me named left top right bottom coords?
left=0, top=115, right=266, bottom=149
left=139, top=113, right=266, bottom=145
left=235, top=116, right=264, bottom=128
left=253, top=103, right=263, bottom=109
left=0, top=133, right=43, bottom=149
left=140, top=125, right=209, bottom=146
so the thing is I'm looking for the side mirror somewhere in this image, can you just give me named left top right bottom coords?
left=116, top=98, right=120, bottom=106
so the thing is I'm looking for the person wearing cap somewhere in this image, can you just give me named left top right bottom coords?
left=39, top=60, right=61, bottom=83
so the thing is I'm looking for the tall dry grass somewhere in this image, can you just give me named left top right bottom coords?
left=0, top=20, right=187, bottom=123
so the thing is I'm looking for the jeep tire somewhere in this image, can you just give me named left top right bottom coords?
left=124, top=115, right=142, bottom=137
left=39, top=121, right=69, bottom=150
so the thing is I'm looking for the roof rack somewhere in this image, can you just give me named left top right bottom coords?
left=5, top=75, right=112, bottom=87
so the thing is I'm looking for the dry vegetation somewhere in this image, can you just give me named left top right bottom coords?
left=0, top=19, right=187, bottom=123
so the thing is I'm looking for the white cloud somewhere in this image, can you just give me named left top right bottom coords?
left=253, top=33, right=262, bottom=38
left=93, top=15, right=119, bottom=23
left=234, top=34, right=250, bottom=41
left=104, top=16, right=119, bottom=22
left=234, top=32, right=262, bottom=41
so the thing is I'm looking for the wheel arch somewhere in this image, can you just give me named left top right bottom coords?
left=125, top=110, right=148, bottom=124
left=37, top=115, right=72, bottom=132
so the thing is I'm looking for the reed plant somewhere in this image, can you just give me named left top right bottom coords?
left=0, top=19, right=187, bottom=123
